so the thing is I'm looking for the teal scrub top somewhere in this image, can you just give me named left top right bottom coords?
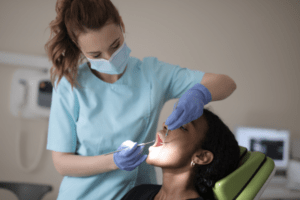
left=47, top=56, right=205, bottom=200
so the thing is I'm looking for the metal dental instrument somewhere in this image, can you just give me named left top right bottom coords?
left=163, top=128, right=169, bottom=144
left=164, top=100, right=179, bottom=143
left=103, top=140, right=155, bottom=156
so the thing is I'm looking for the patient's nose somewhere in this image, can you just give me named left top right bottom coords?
left=162, top=122, right=168, bottom=130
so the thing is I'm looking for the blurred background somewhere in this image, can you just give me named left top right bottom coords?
left=0, top=0, right=299, bottom=199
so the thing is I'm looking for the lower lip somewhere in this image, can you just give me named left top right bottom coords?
left=149, top=145, right=162, bottom=151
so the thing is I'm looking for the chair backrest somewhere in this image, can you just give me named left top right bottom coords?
left=213, top=146, right=276, bottom=200
left=0, top=182, right=52, bottom=200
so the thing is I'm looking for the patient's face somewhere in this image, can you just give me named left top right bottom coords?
left=146, top=115, right=208, bottom=168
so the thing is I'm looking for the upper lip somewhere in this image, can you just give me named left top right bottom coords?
left=152, top=131, right=164, bottom=147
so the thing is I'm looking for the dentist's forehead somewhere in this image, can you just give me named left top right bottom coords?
left=78, top=23, right=121, bottom=52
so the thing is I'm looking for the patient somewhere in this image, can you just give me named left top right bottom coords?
left=122, top=108, right=240, bottom=200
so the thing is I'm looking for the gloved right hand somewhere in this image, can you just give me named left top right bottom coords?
left=113, top=140, right=147, bottom=171
left=165, top=83, right=211, bottom=130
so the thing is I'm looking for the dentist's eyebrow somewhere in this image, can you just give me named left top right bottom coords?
left=87, top=37, right=120, bottom=54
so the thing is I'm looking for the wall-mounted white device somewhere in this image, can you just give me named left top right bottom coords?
left=9, top=68, right=52, bottom=173
left=1, top=51, right=52, bottom=173
left=10, top=69, right=52, bottom=119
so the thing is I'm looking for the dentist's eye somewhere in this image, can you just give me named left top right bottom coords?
left=112, top=43, right=120, bottom=49
left=180, top=126, right=188, bottom=131
left=93, top=54, right=101, bottom=58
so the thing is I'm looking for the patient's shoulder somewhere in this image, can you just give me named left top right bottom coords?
left=121, top=184, right=161, bottom=200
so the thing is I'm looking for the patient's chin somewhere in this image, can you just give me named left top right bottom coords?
left=145, top=156, right=153, bottom=165
left=146, top=149, right=170, bottom=167
left=146, top=152, right=158, bottom=166
left=146, top=150, right=162, bottom=166
left=146, top=144, right=184, bottom=167
left=146, top=158, right=165, bottom=168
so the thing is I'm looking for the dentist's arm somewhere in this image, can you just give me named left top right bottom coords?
left=200, top=73, right=236, bottom=101
left=52, top=140, right=146, bottom=177
left=52, top=151, right=119, bottom=177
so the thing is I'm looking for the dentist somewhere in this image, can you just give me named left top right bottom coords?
left=45, top=0, right=236, bottom=200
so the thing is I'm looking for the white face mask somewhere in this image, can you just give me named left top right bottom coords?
left=87, top=41, right=131, bottom=75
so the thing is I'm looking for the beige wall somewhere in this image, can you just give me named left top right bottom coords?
left=0, top=0, right=299, bottom=199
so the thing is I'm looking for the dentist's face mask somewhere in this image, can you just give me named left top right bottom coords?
left=86, top=27, right=131, bottom=75
left=87, top=42, right=131, bottom=75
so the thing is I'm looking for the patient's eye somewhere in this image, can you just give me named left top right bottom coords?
left=180, top=126, right=188, bottom=131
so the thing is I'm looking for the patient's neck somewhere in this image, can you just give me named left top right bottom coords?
left=154, top=168, right=200, bottom=200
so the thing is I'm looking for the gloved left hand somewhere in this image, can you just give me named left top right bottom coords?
left=165, top=83, right=212, bottom=130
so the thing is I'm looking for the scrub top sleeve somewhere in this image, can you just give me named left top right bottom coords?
left=169, top=66, right=205, bottom=99
left=144, top=57, right=205, bottom=101
left=47, top=79, right=79, bottom=153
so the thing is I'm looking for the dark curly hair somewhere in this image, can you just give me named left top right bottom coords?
left=193, top=108, right=240, bottom=200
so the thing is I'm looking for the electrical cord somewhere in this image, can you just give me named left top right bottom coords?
left=15, top=79, right=47, bottom=173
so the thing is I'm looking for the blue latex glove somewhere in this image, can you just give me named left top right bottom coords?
left=113, top=140, right=147, bottom=171
left=165, top=83, right=212, bottom=130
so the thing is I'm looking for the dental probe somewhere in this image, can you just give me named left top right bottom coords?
left=103, top=140, right=155, bottom=156
left=164, top=128, right=169, bottom=143
left=163, top=100, right=178, bottom=143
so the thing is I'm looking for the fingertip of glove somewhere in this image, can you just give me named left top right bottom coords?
left=166, top=116, right=175, bottom=126
left=168, top=124, right=179, bottom=131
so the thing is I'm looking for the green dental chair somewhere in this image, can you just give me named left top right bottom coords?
left=213, top=146, right=276, bottom=200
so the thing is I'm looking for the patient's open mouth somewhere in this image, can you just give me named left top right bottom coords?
left=152, top=132, right=164, bottom=147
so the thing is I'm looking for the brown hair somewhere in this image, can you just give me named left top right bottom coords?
left=44, top=0, right=121, bottom=88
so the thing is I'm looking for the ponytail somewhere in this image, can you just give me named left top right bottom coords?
left=45, top=0, right=121, bottom=88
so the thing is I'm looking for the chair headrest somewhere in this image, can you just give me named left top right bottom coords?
left=213, top=146, right=275, bottom=200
